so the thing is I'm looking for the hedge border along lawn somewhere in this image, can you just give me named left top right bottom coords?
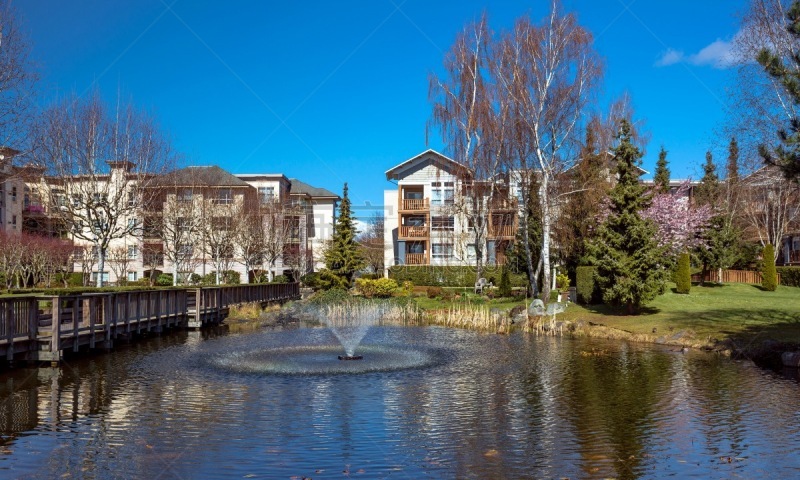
left=777, top=266, right=800, bottom=287
left=388, top=265, right=529, bottom=288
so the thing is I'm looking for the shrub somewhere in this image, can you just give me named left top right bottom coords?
left=426, top=286, right=443, bottom=299
left=156, top=273, right=173, bottom=286
left=316, top=269, right=348, bottom=290
left=777, top=267, right=800, bottom=287
left=762, top=244, right=778, bottom=291
left=300, top=272, right=321, bottom=289
left=309, top=287, right=350, bottom=305
left=575, top=266, right=599, bottom=304
left=188, top=273, right=203, bottom=285
left=355, top=278, right=376, bottom=298
left=372, top=278, right=399, bottom=298
left=67, top=272, right=85, bottom=287
left=223, top=270, right=241, bottom=285
left=359, top=273, right=382, bottom=280
left=388, top=266, right=528, bottom=288
left=675, top=253, right=691, bottom=294
left=498, top=267, right=512, bottom=297
left=399, top=281, right=414, bottom=297
left=271, top=275, right=289, bottom=284
left=555, top=273, right=570, bottom=293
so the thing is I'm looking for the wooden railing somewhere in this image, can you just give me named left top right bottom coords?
left=691, top=270, right=782, bottom=284
left=0, top=283, right=300, bottom=363
left=490, top=198, right=518, bottom=211
left=405, top=253, right=426, bottom=265
left=489, top=225, right=515, bottom=238
left=401, top=198, right=429, bottom=211
left=399, top=225, right=428, bottom=238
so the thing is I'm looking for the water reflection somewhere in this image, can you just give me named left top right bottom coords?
left=0, top=326, right=797, bottom=478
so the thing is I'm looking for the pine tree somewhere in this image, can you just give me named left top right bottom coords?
left=653, top=146, right=671, bottom=193
left=727, top=137, right=740, bottom=183
left=757, top=1, right=800, bottom=181
left=585, top=120, right=669, bottom=314
left=695, top=151, right=720, bottom=207
left=323, top=183, right=365, bottom=285
left=675, top=252, right=691, bottom=294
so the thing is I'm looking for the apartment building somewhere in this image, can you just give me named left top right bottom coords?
left=383, top=149, right=518, bottom=274
left=23, top=162, right=338, bottom=284
left=0, top=147, right=23, bottom=234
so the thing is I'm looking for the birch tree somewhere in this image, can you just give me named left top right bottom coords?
left=0, top=0, right=36, bottom=149
left=31, top=91, right=176, bottom=286
left=740, top=166, right=800, bottom=258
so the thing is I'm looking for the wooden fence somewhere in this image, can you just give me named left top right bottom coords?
left=0, top=283, right=299, bottom=364
left=691, top=269, right=781, bottom=285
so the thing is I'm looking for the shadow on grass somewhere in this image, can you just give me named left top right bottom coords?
left=579, top=303, right=661, bottom=317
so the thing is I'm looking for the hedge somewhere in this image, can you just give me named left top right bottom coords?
left=762, top=244, right=778, bottom=291
left=576, top=266, right=600, bottom=304
left=675, top=253, right=691, bottom=294
left=777, top=267, right=800, bottom=287
left=388, top=265, right=529, bottom=288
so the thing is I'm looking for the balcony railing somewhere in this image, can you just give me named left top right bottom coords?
left=399, top=225, right=428, bottom=238
left=490, top=198, right=518, bottom=211
left=401, top=198, right=429, bottom=211
left=489, top=225, right=515, bottom=238
left=405, top=253, right=425, bottom=265
left=791, top=250, right=800, bottom=263
left=23, top=203, right=46, bottom=214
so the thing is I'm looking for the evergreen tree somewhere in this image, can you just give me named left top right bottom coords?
left=506, top=172, right=543, bottom=293
left=556, top=124, right=610, bottom=278
left=585, top=120, right=669, bottom=314
left=323, top=183, right=365, bottom=284
left=727, top=137, right=740, bottom=183
left=695, top=151, right=720, bottom=207
left=757, top=1, right=800, bottom=181
left=653, top=146, right=671, bottom=193
left=498, top=265, right=512, bottom=297
left=762, top=244, right=778, bottom=291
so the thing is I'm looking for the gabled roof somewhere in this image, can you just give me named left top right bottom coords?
left=158, top=165, right=251, bottom=188
left=288, top=178, right=339, bottom=200
left=385, top=149, right=468, bottom=181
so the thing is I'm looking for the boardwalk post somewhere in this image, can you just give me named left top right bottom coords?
left=49, top=296, right=61, bottom=365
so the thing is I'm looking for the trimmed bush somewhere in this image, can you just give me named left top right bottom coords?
left=300, top=272, right=321, bottom=289
left=762, top=244, right=778, bottom=291
left=309, top=287, right=350, bottom=305
left=388, top=265, right=528, bottom=288
left=271, top=275, right=289, bottom=284
left=156, top=273, right=173, bottom=286
left=498, top=266, right=512, bottom=297
left=575, top=266, right=599, bottom=304
left=777, top=267, right=800, bottom=287
left=675, top=253, right=691, bottom=294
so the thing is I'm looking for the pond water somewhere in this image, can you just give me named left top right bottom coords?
left=0, top=325, right=799, bottom=479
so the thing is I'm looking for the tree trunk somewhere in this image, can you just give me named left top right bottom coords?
left=173, top=262, right=178, bottom=286
left=96, top=248, right=106, bottom=287
left=539, top=179, right=552, bottom=303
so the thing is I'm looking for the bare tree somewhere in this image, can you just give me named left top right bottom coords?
left=429, top=13, right=509, bottom=280
left=30, top=90, right=176, bottom=286
left=75, top=244, right=96, bottom=286
left=234, top=197, right=268, bottom=283
left=261, top=200, right=291, bottom=281
left=740, top=166, right=800, bottom=258
left=0, top=0, right=36, bottom=150
left=202, top=199, right=239, bottom=284
left=152, top=184, right=203, bottom=285
left=357, top=212, right=385, bottom=273
left=107, top=245, right=132, bottom=285
left=494, top=2, right=602, bottom=300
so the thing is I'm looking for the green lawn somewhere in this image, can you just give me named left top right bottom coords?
left=414, top=283, right=800, bottom=345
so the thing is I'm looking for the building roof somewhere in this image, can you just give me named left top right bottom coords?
left=385, top=149, right=468, bottom=181
left=158, top=165, right=251, bottom=188
left=288, top=178, right=340, bottom=199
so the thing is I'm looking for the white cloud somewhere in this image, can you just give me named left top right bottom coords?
left=655, top=38, right=738, bottom=69
left=655, top=48, right=685, bottom=67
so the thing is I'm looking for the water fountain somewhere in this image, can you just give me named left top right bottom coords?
left=208, top=301, right=439, bottom=375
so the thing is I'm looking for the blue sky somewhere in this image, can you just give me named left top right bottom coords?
left=18, top=0, right=747, bottom=218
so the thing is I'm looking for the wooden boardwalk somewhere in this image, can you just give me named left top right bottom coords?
left=0, top=283, right=299, bottom=364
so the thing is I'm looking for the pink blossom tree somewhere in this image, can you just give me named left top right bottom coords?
left=642, top=182, right=713, bottom=255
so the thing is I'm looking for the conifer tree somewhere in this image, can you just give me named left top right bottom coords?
left=695, top=151, right=720, bottom=207
left=675, top=252, right=691, bottom=294
left=324, top=183, right=364, bottom=284
left=757, top=1, right=800, bottom=181
left=727, top=137, right=740, bottom=183
left=585, top=120, right=669, bottom=314
left=762, top=244, right=778, bottom=291
left=653, top=146, right=671, bottom=193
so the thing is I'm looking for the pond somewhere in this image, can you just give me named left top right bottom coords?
left=0, top=324, right=798, bottom=479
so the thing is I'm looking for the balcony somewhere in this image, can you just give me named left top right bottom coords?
left=489, top=225, right=515, bottom=238
left=399, top=225, right=428, bottom=239
left=405, top=253, right=426, bottom=265
left=400, top=198, right=429, bottom=211
left=23, top=203, right=46, bottom=215
left=490, top=197, right=518, bottom=211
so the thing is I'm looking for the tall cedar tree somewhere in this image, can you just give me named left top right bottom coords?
left=557, top=125, right=610, bottom=278
left=757, top=1, right=800, bottom=181
left=693, top=151, right=727, bottom=283
left=324, top=183, right=364, bottom=284
left=653, top=146, right=671, bottom=193
left=694, top=151, right=720, bottom=207
left=506, top=171, right=543, bottom=293
left=586, top=120, right=668, bottom=314
left=727, top=137, right=740, bottom=183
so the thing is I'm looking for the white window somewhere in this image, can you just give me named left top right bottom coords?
left=258, top=186, right=275, bottom=203
left=11, top=186, right=16, bottom=202
left=128, top=217, right=138, bottom=230
left=177, top=189, right=193, bottom=203
left=214, top=188, right=232, bottom=204
left=432, top=216, right=454, bottom=231
left=177, top=243, right=193, bottom=259
left=431, top=182, right=454, bottom=206
left=128, top=245, right=138, bottom=259
left=466, top=244, right=477, bottom=258
left=127, top=271, right=138, bottom=282
left=432, top=243, right=454, bottom=260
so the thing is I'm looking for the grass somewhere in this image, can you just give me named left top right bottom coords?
left=413, top=282, right=800, bottom=347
